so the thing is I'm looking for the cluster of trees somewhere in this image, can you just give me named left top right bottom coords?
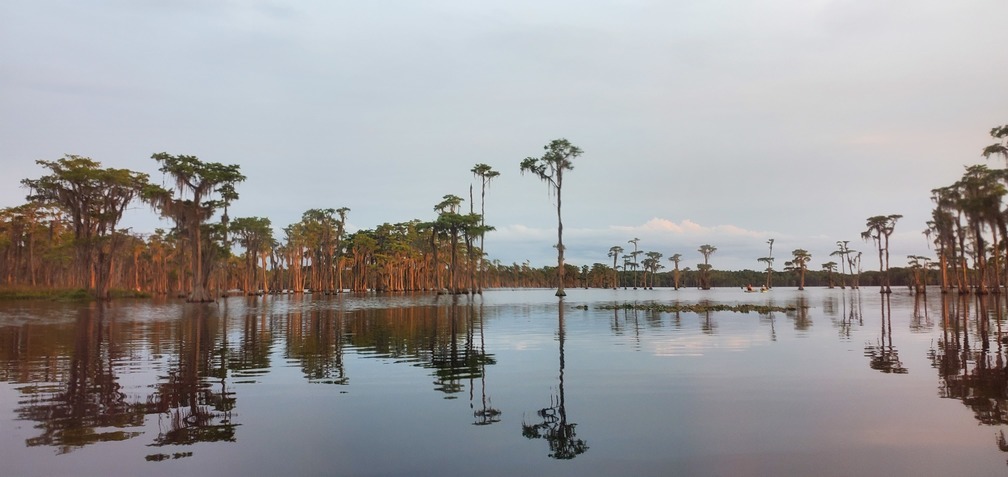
left=605, top=239, right=668, bottom=290
left=7, top=126, right=1004, bottom=300
left=603, top=126, right=1006, bottom=297
left=600, top=239, right=819, bottom=292
left=4, top=153, right=519, bottom=300
left=1, top=139, right=874, bottom=300
left=13, top=153, right=245, bottom=302
left=3, top=139, right=593, bottom=301
left=926, top=125, right=1008, bottom=294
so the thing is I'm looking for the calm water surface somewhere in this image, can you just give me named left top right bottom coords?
left=1, top=287, right=1007, bottom=476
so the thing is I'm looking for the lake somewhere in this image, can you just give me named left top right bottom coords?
left=1, top=287, right=1006, bottom=476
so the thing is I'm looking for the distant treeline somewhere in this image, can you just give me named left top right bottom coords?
left=564, top=264, right=934, bottom=290
left=4, top=121, right=1005, bottom=300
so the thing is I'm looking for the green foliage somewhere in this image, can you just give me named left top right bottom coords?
left=147, top=152, right=245, bottom=302
left=21, top=155, right=150, bottom=300
left=982, top=124, right=1008, bottom=163
left=519, top=138, right=581, bottom=190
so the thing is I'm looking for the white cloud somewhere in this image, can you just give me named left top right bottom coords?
left=611, top=218, right=768, bottom=239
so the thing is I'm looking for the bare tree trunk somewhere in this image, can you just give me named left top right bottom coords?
left=555, top=184, right=566, bottom=297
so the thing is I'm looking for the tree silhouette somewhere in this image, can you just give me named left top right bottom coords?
left=757, top=238, right=775, bottom=289
left=22, top=156, right=149, bottom=300
left=144, top=153, right=245, bottom=302
left=697, top=244, right=717, bottom=289
left=230, top=216, right=274, bottom=294
left=643, top=251, right=663, bottom=289
left=471, top=164, right=499, bottom=293
left=668, top=253, right=682, bottom=289
left=628, top=238, right=641, bottom=289
left=821, top=261, right=837, bottom=288
left=861, top=214, right=901, bottom=294
left=982, top=124, right=1008, bottom=164
left=520, top=138, right=583, bottom=297
left=608, top=245, right=624, bottom=289
left=785, top=249, right=811, bottom=290
left=831, top=241, right=851, bottom=289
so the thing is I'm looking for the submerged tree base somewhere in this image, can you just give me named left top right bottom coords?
left=596, top=302, right=800, bottom=314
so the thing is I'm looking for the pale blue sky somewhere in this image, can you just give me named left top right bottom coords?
left=2, top=0, right=1005, bottom=271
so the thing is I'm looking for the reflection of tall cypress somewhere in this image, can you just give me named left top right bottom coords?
left=148, top=306, right=236, bottom=446
left=864, top=294, right=907, bottom=374
left=432, top=297, right=487, bottom=395
left=471, top=301, right=500, bottom=425
left=760, top=298, right=777, bottom=342
left=831, top=291, right=862, bottom=338
left=21, top=305, right=144, bottom=452
left=910, top=293, right=933, bottom=332
left=522, top=301, right=588, bottom=459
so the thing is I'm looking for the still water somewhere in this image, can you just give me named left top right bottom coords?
left=1, top=287, right=1006, bottom=476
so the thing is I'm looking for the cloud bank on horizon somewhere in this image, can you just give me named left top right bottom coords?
left=2, top=0, right=1006, bottom=271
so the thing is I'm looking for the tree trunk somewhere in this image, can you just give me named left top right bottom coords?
left=555, top=181, right=566, bottom=297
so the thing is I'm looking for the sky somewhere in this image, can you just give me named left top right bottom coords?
left=2, top=0, right=1006, bottom=272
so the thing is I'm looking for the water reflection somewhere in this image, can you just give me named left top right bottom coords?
left=522, top=301, right=588, bottom=459
left=470, top=302, right=500, bottom=425
left=864, top=294, right=907, bottom=374
left=145, top=306, right=236, bottom=447
left=344, top=297, right=495, bottom=396
left=932, top=295, right=1008, bottom=425
left=832, top=290, right=865, bottom=340
left=7, top=290, right=1008, bottom=472
left=700, top=302, right=717, bottom=335
left=18, top=304, right=144, bottom=452
left=1, top=296, right=503, bottom=457
left=786, top=295, right=812, bottom=331
left=430, top=300, right=478, bottom=395
left=4, top=303, right=240, bottom=454
left=285, top=299, right=345, bottom=384
left=231, top=299, right=273, bottom=382
left=910, top=293, right=934, bottom=333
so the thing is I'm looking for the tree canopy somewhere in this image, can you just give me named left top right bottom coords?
left=21, top=155, right=149, bottom=300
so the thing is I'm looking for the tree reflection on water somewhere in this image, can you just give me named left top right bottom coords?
left=343, top=295, right=496, bottom=397
left=145, top=306, right=236, bottom=447
left=6, top=303, right=239, bottom=453
left=3, top=295, right=501, bottom=456
left=13, top=290, right=1008, bottom=466
left=931, top=295, right=1008, bottom=424
left=522, top=301, right=588, bottom=459
left=825, top=289, right=864, bottom=339
left=928, top=294, right=1008, bottom=462
left=470, top=302, right=500, bottom=426
left=17, top=305, right=144, bottom=453
left=285, top=299, right=346, bottom=385
left=864, top=294, right=907, bottom=374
